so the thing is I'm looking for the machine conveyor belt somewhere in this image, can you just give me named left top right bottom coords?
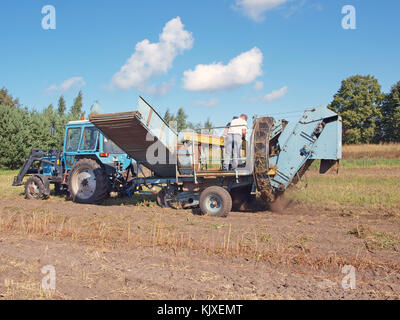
left=89, top=97, right=178, bottom=178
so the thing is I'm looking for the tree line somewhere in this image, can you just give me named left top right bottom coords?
left=0, top=74, right=399, bottom=169
left=163, top=107, right=213, bottom=132
left=0, top=89, right=84, bottom=169
left=0, top=89, right=215, bottom=169
left=328, top=75, right=400, bottom=144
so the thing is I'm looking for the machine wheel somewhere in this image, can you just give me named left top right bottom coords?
left=156, top=188, right=168, bottom=208
left=156, top=187, right=176, bottom=208
left=200, top=186, right=232, bottom=217
left=25, top=176, right=49, bottom=200
left=68, top=159, right=109, bottom=204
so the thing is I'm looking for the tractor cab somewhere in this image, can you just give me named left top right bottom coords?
left=63, top=120, right=132, bottom=174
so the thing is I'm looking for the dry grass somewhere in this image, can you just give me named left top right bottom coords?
left=0, top=255, right=64, bottom=299
left=287, top=171, right=400, bottom=215
left=343, top=143, right=400, bottom=159
left=0, top=206, right=399, bottom=276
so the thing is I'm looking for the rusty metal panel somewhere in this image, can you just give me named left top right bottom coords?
left=89, top=97, right=177, bottom=177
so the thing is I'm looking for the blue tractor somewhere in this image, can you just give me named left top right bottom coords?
left=12, top=120, right=135, bottom=203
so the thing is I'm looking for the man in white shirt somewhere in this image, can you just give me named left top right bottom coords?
left=223, top=114, right=248, bottom=170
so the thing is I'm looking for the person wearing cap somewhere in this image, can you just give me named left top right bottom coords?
left=223, top=114, right=248, bottom=170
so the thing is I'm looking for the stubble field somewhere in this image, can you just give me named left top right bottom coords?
left=0, top=144, right=399, bottom=300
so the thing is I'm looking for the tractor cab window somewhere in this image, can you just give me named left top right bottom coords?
left=103, top=136, right=124, bottom=154
left=65, top=127, right=81, bottom=152
left=80, top=127, right=99, bottom=151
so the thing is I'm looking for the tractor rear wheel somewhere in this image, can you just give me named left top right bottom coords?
left=25, top=176, right=49, bottom=200
left=200, top=186, right=232, bottom=217
left=68, top=159, right=109, bottom=204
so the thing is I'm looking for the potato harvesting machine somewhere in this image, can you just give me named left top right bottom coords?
left=84, top=97, right=342, bottom=217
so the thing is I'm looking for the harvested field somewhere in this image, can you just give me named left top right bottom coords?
left=1, top=144, right=400, bottom=300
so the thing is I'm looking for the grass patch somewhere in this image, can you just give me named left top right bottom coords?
left=287, top=173, right=400, bottom=213
left=340, top=158, right=400, bottom=169
left=348, top=225, right=399, bottom=252
left=208, top=223, right=226, bottom=229
left=260, top=233, right=272, bottom=243
left=0, top=170, right=24, bottom=199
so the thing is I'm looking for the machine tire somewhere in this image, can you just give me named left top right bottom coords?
left=25, top=175, right=49, bottom=200
left=68, top=159, right=109, bottom=204
left=156, top=188, right=167, bottom=208
left=200, top=186, right=232, bottom=217
left=156, top=187, right=176, bottom=208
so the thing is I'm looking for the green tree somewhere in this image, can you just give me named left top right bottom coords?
left=203, top=118, right=213, bottom=133
left=0, top=87, right=20, bottom=107
left=57, top=95, right=66, bottom=116
left=70, top=90, right=84, bottom=119
left=0, top=105, right=30, bottom=169
left=44, top=103, right=54, bottom=115
left=380, top=81, right=400, bottom=142
left=328, top=75, right=384, bottom=144
left=176, top=107, right=188, bottom=131
left=163, top=108, right=175, bottom=124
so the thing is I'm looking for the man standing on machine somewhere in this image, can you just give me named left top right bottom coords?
left=223, top=114, right=248, bottom=171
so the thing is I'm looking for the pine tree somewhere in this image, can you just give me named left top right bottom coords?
left=0, top=87, right=20, bottom=107
left=163, top=108, right=175, bottom=124
left=57, top=95, right=66, bottom=116
left=70, top=90, right=84, bottom=119
left=0, top=105, right=30, bottom=169
left=45, top=103, right=54, bottom=115
left=203, top=118, right=213, bottom=133
left=176, top=108, right=188, bottom=131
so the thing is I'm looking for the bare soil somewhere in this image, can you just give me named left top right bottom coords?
left=0, top=194, right=399, bottom=300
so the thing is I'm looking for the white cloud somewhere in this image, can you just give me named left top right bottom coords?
left=284, top=0, right=308, bottom=19
left=263, top=86, right=288, bottom=102
left=193, top=98, right=219, bottom=107
left=112, top=17, right=193, bottom=94
left=143, top=79, right=175, bottom=96
left=46, top=77, right=86, bottom=93
left=254, top=80, right=264, bottom=91
left=234, top=0, right=288, bottom=22
left=182, top=47, right=263, bottom=92
left=248, top=85, right=288, bottom=102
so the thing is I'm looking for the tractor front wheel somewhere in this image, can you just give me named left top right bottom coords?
left=25, top=176, right=49, bottom=200
left=68, top=159, right=109, bottom=204
left=199, top=186, right=232, bottom=217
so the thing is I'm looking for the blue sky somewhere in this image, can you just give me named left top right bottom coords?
left=1, top=0, right=399, bottom=126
